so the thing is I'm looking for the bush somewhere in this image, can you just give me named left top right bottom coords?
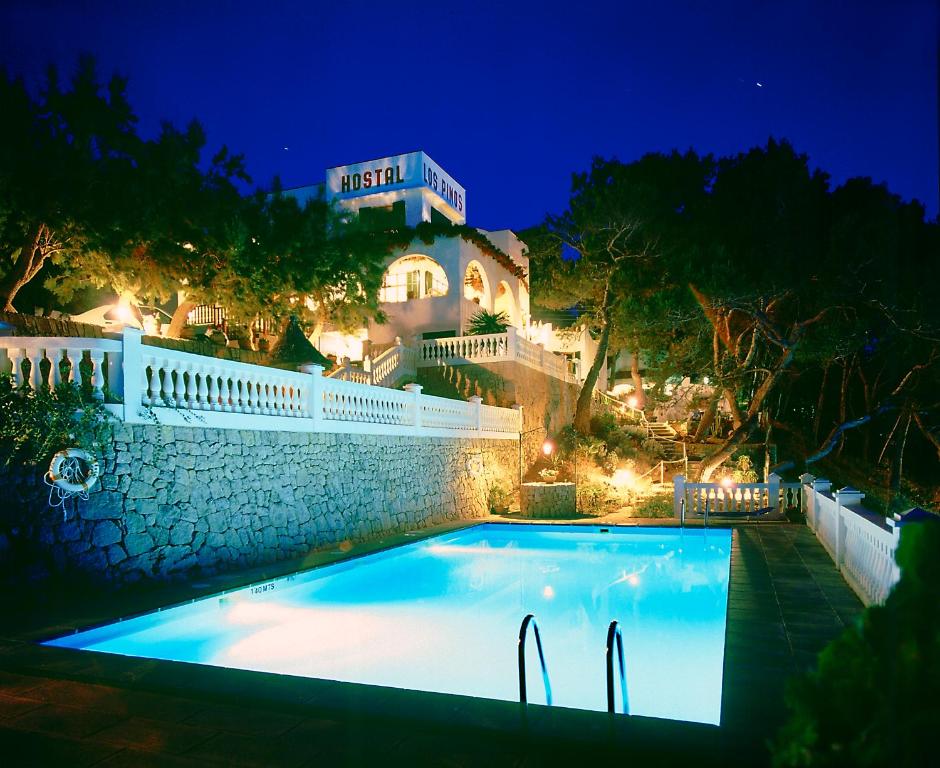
left=0, top=374, right=112, bottom=467
left=633, top=493, right=674, bottom=518
left=773, top=518, right=940, bottom=767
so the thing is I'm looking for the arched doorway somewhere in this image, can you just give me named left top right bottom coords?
left=463, top=260, right=491, bottom=309
left=493, top=280, right=520, bottom=327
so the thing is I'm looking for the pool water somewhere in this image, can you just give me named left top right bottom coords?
left=46, top=524, right=732, bottom=724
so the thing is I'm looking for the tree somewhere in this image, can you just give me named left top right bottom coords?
left=526, top=151, right=709, bottom=433
left=0, top=57, right=141, bottom=310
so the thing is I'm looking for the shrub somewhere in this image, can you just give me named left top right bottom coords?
left=0, top=374, right=112, bottom=467
left=773, top=518, right=940, bottom=768
left=633, top=493, right=674, bottom=518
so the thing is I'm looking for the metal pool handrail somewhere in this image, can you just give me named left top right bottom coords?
left=606, top=620, right=629, bottom=714
left=518, top=614, right=552, bottom=706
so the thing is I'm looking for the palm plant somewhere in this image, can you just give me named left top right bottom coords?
left=466, top=309, right=510, bottom=336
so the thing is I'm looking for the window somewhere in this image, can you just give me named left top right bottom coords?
left=359, top=200, right=406, bottom=231
left=406, top=270, right=420, bottom=300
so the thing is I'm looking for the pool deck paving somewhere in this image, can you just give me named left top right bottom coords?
left=0, top=520, right=863, bottom=767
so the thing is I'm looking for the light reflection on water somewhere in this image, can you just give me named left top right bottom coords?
left=46, top=525, right=731, bottom=724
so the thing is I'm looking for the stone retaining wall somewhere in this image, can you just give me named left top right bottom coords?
left=2, top=424, right=518, bottom=584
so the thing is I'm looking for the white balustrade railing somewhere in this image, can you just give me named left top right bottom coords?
left=801, top=477, right=902, bottom=606
left=0, top=329, right=520, bottom=439
left=139, top=345, right=309, bottom=418
left=0, top=336, right=122, bottom=401
left=418, top=332, right=510, bottom=365
left=674, top=472, right=907, bottom=606
left=416, top=326, right=578, bottom=384
left=368, top=342, right=417, bottom=387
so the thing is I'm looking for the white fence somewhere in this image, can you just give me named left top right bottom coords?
left=801, top=475, right=901, bottom=606
left=673, top=474, right=802, bottom=518
left=0, top=329, right=521, bottom=440
left=417, top=327, right=579, bottom=385
left=673, top=472, right=907, bottom=606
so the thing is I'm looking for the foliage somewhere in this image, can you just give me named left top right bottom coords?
left=0, top=374, right=112, bottom=467
left=633, top=493, right=674, bottom=518
left=525, top=151, right=709, bottom=431
left=466, top=309, right=509, bottom=336
left=773, top=519, right=940, bottom=768
left=486, top=481, right=512, bottom=513
left=731, top=454, right=759, bottom=483
left=538, top=468, right=559, bottom=483
left=0, top=58, right=393, bottom=345
left=268, top=315, right=332, bottom=368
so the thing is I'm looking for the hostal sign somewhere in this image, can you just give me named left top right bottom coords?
left=325, top=151, right=466, bottom=218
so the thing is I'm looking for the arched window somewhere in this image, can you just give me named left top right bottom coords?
left=380, top=254, right=449, bottom=303
left=463, top=261, right=490, bottom=306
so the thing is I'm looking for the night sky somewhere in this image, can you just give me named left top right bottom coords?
left=1, top=0, right=936, bottom=231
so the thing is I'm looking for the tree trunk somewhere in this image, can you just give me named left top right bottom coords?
left=835, top=358, right=852, bottom=457
left=699, top=415, right=759, bottom=481
left=813, top=362, right=830, bottom=444
left=573, top=311, right=611, bottom=435
left=166, top=299, right=197, bottom=339
left=629, top=344, right=644, bottom=409
left=0, top=224, right=46, bottom=312
left=694, top=391, right=721, bottom=441
left=723, top=388, right=742, bottom=429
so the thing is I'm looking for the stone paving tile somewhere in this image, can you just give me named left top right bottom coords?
left=90, top=715, right=218, bottom=754
left=0, top=692, right=45, bottom=720
left=23, top=678, right=207, bottom=722
left=9, top=701, right=125, bottom=739
left=0, top=670, right=47, bottom=697
left=182, top=730, right=311, bottom=767
left=184, top=703, right=305, bottom=736
left=0, top=721, right=124, bottom=767
left=96, top=747, right=209, bottom=767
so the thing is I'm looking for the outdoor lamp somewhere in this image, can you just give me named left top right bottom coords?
left=542, top=440, right=554, bottom=457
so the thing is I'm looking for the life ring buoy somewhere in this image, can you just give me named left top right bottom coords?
left=46, top=448, right=100, bottom=494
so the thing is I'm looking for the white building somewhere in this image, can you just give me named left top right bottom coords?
left=287, top=151, right=539, bottom=358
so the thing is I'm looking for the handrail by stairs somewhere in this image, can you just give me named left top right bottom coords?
left=605, top=620, right=629, bottom=714
left=518, top=614, right=552, bottom=706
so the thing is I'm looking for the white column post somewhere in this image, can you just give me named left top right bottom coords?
left=799, top=472, right=816, bottom=528
left=767, top=472, right=782, bottom=513
left=512, top=403, right=524, bottom=490
left=673, top=475, right=686, bottom=519
left=811, top=477, right=831, bottom=534
left=300, top=364, right=323, bottom=429
left=469, top=395, right=483, bottom=435
left=405, top=382, right=423, bottom=433
left=121, top=328, right=144, bottom=421
left=506, top=325, right=518, bottom=360
left=833, top=486, right=865, bottom=567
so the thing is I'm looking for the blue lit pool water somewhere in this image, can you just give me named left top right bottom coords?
left=46, top=524, right=732, bottom=724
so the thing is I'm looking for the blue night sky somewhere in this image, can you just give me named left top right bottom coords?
left=1, top=0, right=936, bottom=231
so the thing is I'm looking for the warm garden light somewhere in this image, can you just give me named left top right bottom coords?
left=720, top=476, right=734, bottom=488
left=611, top=468, right=634, bottom=488
left=542, top=440, right=554, bottom=456
left=627, top=396, right=639, bottom=409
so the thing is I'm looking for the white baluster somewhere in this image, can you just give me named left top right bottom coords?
left=174, top=363, right=187, bottom=409
left=196, top=366, right=209, bottom=409
left=7, top=349, right=25, bottom=387
left=207, top=368, right=219, bottom=410
left=90, top=349, right=106, bottom=400
left=160, top=360, right=174, bottom=406
left=246, top=379, right=257, bottom=414
left=50, top=349, right=64, bottom=388
left=186, top=365, right=199, bottom=409
left=30, top=350, right=45, bottom=390
left=219, top=373, right=232, bottom=412
left=141, top=358, right=153, bottom=407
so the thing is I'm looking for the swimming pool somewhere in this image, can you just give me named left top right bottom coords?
left=46, top=523, right=732, bottom=724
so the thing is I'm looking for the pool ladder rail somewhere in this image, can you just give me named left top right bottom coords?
left=517, top=614, right=631, bottom=715
left=606, top=620, right=629, bottom=715
left=517, top=614, right=553, bottom=706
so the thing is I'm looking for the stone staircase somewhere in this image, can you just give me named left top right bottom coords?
left=646, top=421, right=685, bottom=460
